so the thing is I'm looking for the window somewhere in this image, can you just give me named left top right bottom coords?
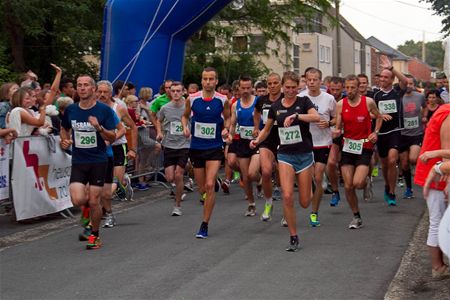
left=325, top=47, right=330, bottom=63
left=250, top=35, right=266, bottom=53
left=293, top=45, right=300, bottom=74
left=232, top=36, right=248, bottom=53
left=302, top=43, right=311, bottom=52
left=319, top=45, right=325, bottom=62
left=354, top=49, right=360, bottom=64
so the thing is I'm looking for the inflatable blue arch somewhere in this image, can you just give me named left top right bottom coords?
left=100, top=0, right=233, bottom=92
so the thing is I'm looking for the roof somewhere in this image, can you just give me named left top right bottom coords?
left=367, top=36, right=410, bottom=61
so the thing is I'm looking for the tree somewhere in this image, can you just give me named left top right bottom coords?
left=421, top=0, right=450, bottom=37
left=397, top=40, right=445, bottom=68
left=0, top=0, right=104, bottom=83
left=183, top=0, right=334, bottom=85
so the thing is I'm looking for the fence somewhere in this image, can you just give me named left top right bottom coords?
left=0, top=127, right=170, bottom=221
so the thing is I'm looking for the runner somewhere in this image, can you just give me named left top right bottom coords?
left=299, top=68, right=336, bottom=227
left=253, top=73, right=283, bottom=221
left=333, top=75, right=382, bottom=229
left=372, top=55, right=408, bottom=206
left=229, top=75, right=261, bottom=216
left=60, top=75, right=117, bottom=249
left=182, top=67, right=230, bottom=238
left=156, top=81, right=191, bottom=216
left=251, top=71, right=320, bottom=251
left=398, top=75, right=426, bottom=199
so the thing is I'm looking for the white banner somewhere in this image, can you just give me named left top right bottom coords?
left=12, top=136, right=73, bottom=220
left=0, top=139, right=9, bottom=200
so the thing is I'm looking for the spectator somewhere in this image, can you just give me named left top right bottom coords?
left=414, top=103, right=450, bottom=280
left=125, top=94, right=144, bottom=126
left=423, top=89, right=444, bottom=124
left=137, top=87, right=152, bottom=122
left=126, top=82, right=136, bottom=96
left=60, top=78, right=75, bottom=99
left=0, top=83, right=19, bottom=129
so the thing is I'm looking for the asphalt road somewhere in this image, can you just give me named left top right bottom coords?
left=0, top=176, right=425, bottom=300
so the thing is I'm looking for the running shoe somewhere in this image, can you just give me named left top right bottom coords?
left=348, top=217, right=363, bottom=229
left=221, top=179, right=230, bottom=194
left=172, top=206, right=182, bottom=216
left=397, top=176, right=404, bottom=188
left=273, top=187, right=282, bottom=201
left=115, top=180, right=127, bottom=201
left=136, top=183, right=150, bottom=191
left=330, top=191, right=340, bottom=207
left=86, top=234, right=102, bottom=250
left=232, top=171, right=240, bottom=183
left=371, top=166, right=379, bottom=177
left=200, top=192, right=206, bottom=205
left=285, top=235, right=299, bottom=252
left=195, top=223, right=208, bottom=239
left=103, top=213, right=116, bottom=228
left=78, top=225, right=92, bottom=241
left=245, top=204, right=256, bottom=217
left=184, top=178, right=194, bottom=192
left=387, top=193, right=397, bottom=206
left=403, top=188, right=413, bottom=199
left=309, top=213, right=320, bottom=227
left=383, top=186, right=390, bottom=203
left=363, top=178, right=373, bottom=202
left=261, top=203, right=273, bottom=221
left=280, top=216, right=288, bottom=227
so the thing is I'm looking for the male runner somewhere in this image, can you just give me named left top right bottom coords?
left=182, top=67, right=230, bottom=238
left=60, top=75, right=117, bottom=249
left=156, top=81, right=191, bottom=216
left=333, top=75, right=382, bottom=229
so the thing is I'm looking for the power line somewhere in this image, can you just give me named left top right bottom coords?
left=342, top=3, right=442, bottom=36
left=393, top=0, right=430, bottom=10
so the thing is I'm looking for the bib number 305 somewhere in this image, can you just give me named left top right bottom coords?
left=279, top=125, right=302, bottom=145
left=75, top=131, right=97, bottom=149
left=343, top=138, right=363, bottom=154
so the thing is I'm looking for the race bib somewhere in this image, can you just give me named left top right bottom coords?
left=343, top=138, right=363, bottom=155
left=170, top=121, right=183, bottom=135
left=74, top=131, right=97, bottom=149
left=378, top=99, right=397, bottom=114
left=239, top=125, right=254, bottom=140
left=279, top=125, right=302, bottom=145
left=262, top=109, right=269, bottom=124
left=404, top=116, right=419, bottom=129
left=194, top=122, right=216, bottom=139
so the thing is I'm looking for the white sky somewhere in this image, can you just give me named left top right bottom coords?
left=339, top=0, right=446, bottom=48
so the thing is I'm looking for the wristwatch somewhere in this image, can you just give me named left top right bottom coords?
left=434, top=161, right=444, bottom=176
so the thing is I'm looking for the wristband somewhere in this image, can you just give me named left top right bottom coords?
left=129, top=149, right=137, bottom=153
left=434, top=161, right=444, bottom=176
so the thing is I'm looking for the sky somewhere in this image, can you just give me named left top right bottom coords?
left=339, top=0, right=446, bottom=48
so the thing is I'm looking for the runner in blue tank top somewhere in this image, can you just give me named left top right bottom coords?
left=181, top=67, right=231, bottom=239
left=229, top=76, right=261, bottom=217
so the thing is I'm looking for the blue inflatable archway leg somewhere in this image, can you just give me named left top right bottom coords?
left=100, top=0, right=233, bottom=92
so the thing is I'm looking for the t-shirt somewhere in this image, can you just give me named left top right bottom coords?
left=190, top=91, right=227, bottom=150
left=268, top=96, right=315, bottom=154
left=401, top=91, right=426, bottom=136
left=61, top=101, right=116, bottom=164
left=159, top=100, right=191, bottom=149
left=298, top=90, right=335, bottom=148
left=150, top=94, right=170, bottom=113
left=373, top=85, right=406, bottom=135
left=254, top=93, right=283, bottom=147
left=0, top=101, right=11, bottom=129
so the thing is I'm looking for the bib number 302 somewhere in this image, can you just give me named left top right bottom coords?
left=279, top=125, right=302, bottom=145
left=75, top=131, right=97, bottom=149
left=194, top=122, right=216, bottom=139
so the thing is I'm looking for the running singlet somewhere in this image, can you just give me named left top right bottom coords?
left=341, top=96, right=373, bottom=152
left=112, top=102, right=127, bottom=146
left=268, top=96, right=315, bottom=154
left=254, top=93, right=283, bottom=148
left=61, top=101, right=116, bottom=164
left=373, top=85, right=405, bottom=135
left=189, top=91, right=227, bottom=150
left=298, top=90, right=335, bottom=148
left=236, top=96, right=259, bottom=140
left=414, top=104, right=450, bottom=190
left=402, top=91, right=425, bottom=136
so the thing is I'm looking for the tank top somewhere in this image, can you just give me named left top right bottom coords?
left=414, top=104, right=450, bottom=190
left=112, top=102, right=127, bottom=146
left=236, top=96, right=258, bottom=140
left=341, top=96, right=373, bottom=150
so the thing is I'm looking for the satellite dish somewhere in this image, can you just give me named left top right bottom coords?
left=230, top=0, right=245, bottom=10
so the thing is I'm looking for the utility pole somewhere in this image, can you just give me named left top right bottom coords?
left=422, top=31, right=426, bottom=62
left=335, top=0, right=342, bottom=77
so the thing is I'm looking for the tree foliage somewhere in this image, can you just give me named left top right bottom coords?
left=183, top=0, right=334, bottom=85
left=421, top=0, right=450, bottom=37
left=397, top=40, right=445, bottom=68
left=0, top=0, right=104, bottom=83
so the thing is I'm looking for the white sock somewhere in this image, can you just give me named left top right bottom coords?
left=265, top=197, right=273, bottom=205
